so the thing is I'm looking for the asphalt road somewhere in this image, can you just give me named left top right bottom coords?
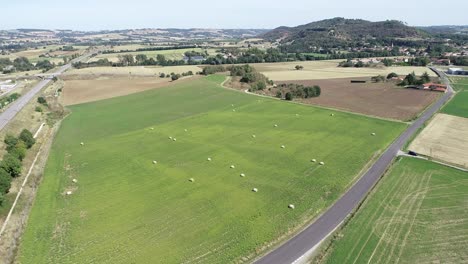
left=255, top=68, right=454, bottom=264
left=0, top=59, right=81, bottom=132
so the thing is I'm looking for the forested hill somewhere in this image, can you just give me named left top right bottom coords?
left=262, top=18, right=429, bottom=52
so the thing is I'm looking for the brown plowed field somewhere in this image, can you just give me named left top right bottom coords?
left=276, top=78, right=441, bottom=121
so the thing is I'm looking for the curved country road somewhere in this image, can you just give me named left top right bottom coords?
left=255, top=68, right=453, bottom=264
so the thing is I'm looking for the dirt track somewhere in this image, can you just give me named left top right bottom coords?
left=276, top=78, right=441, bottom=121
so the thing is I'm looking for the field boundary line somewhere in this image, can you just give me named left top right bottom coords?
left=0, top=134, right=45, bottom=238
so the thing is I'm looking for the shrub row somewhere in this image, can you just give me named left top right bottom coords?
left=0, top=129, right=35, bottom=205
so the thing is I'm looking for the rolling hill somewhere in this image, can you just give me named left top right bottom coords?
left=262, top=17, right=429, bottom=51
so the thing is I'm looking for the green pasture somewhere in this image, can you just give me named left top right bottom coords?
left=322, top=158, right=468, bottom=264
left=18, top=75, right=405, bottom=263
left=442, top=77, right=468, bottom=118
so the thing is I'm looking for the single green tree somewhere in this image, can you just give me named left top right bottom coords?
left=37, top=97, right=47, bottom=105
left=421, top=72, right=431, bottom=83
left=0, top=154, right=22, bottom=177
left=9, top=141, right=27, bottom=161
left=4, top=134, right=18, bottom=151
left=19, top=129, right=35, bottom=149
left=285, top=92, right=293, bottom=101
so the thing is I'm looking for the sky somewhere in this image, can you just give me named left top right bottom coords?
left=2, top=0, right=467, bottom=30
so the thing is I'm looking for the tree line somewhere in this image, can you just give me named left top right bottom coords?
left=0, top=57, right=55, bottom=74
left=0, top=129, right=36, bottom=205
left=276, top=84, right=321, bottom=101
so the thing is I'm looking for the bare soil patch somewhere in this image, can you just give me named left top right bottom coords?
left=409, top=113, right=468, bottom=168
left=61, top=75, right=201, bottom=106
left=274, top=78, right=441, bottom=121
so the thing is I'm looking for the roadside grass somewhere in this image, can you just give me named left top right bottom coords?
left=320, top=157, right=468, bottom=264
left=18, top=75, right=405, bottom=263
left=442, top=77, right=468, bottom=118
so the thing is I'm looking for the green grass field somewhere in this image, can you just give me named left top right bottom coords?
left=442, top=77, right=468, bottom=118
left=321, top=158, right=468, bottom=264
left=18, top=75, right=405, bottom=263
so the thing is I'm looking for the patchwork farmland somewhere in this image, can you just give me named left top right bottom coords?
left=320, top=158, right=468, bottom=264
left=18, top=75, right=405, bottom=263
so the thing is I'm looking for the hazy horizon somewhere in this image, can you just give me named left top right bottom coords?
left=2, top=0, right=468, bottom=31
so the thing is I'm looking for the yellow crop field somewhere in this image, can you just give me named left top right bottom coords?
left=253, top=61, right=437, bottom=81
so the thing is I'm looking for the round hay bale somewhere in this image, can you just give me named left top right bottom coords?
left=207, top=157, right=212, bottom=161
left=189, top=178, right=195, bottom=182
left=288, top=204, right=295, bottom=209
left=80, top=142, right=84, bottom=146
left=311, top=159, right=317, bottom=163
left=173, top=138, right=177, bottom=141
left=66, top=191, right=72, bottom=195
left=252, top=135, right=256, bottom=138
left=319, top=162, right=325, bottom=165
left=72, top=179, right=78, bottom=183
left=252, top=188, right=258, bottom=192
left=185, top=129, right=188, bottom=132
left=231, top=104, right=234, bottom=107
left=169, top=136, right=173, bottom=140
left=330, top=113, right=335, bottom=116
left=281, top=145, right=285, bottom=149
left=150, top=128, right=154, bottom=130
left=233, top=109, right=236, bottom=112
left=230, top=165, right=235, bottom=169
left=371, top=132, right=376, bottom=136
left=240, top=173, right=246, bottom=177
left=274, top=124, right=278, bottom=127
left=153, top=160, right=157, bottom=164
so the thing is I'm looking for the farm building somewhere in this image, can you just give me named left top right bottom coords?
left=447, top=68, right=468, bottom=75
left=418, top=83, right=447, bottom=92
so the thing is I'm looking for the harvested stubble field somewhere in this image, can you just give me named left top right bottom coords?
left=63, top=65, right=202, bottom=77
left=409, top=113, right=468, bottom=168
left=18, top=75, right=405, bottom=263
left=61, top=75, right=201, bottom=105
left=276, top=78, right=440, bottom=121
left=442, top=77, right=468, bottom=118
left=253, top=60, right=437, bottom=81
left=321, top=157, right=468, bottom=264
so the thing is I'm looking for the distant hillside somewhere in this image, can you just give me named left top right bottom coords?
left=418, top=25, right=468, bottom=35
left=262, top=18, right=429, bottom=52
